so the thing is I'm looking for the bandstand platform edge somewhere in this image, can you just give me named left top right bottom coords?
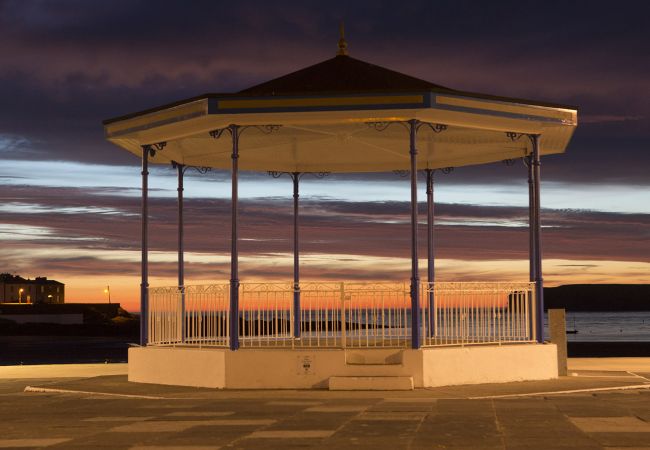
left=128, top=343, right=558, bottom=390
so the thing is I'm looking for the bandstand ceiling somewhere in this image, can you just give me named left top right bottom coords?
left=104, top=54, right=578, bottom=173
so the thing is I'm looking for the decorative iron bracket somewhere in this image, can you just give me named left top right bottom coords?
left=171, top=161, right=211, bottom=175
left=505, top=132, right=524, bottom=142
left=209, top=124, right=282, bottom=139
left=416, top=122, right=447, bottom=133
left=395, top=166, right=453, bottom=179
left=143, top=141, right=167, bottom=157
left=268, top=171, right=330, bottom=182
left=366, top=120, right=447, bottom=134
left=505, top=132, right=540, bottom=167
left=418, top=166, right=454, bottom=179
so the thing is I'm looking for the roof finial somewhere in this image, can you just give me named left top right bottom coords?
left=337, top=21, right=348, bottom=56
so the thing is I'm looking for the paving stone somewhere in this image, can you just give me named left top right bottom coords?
left=381, top=397, right=437, bottom=403
left=83, top=416, right=155, bottom=422
left=304, top=405, right=368, bottom=412
left=265, top=400, right=322, bottom=406
left=586, top=433, right=650, bottom=447
left=164, top=412, right=235, bottom=417
left=634, top=411, right=650, bottom=422
left=111, top=419, right=275, bottom=433
left=569, top=416, right=650, bottom=433
left=246, top=430, right=335, bottom=438
left=130, top=447, right=220, bottom=450
left=262, top=413, right=352, bottom=431
left=504, top=441, right=600, bottom=450
left=368, top=402, right=434, bottom=412
left=353, top=411, right=427, bottom=421
left=415, top=417, right=501, bottom=447
left=0, top=438, right=72, bottom=448
left=602, top=447, right=650, bottom=450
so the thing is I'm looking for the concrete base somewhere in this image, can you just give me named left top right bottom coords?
left=128, top=344, right=558, bottom=389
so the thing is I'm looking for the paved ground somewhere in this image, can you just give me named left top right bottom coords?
left=1, top=364, right=650, bottom=449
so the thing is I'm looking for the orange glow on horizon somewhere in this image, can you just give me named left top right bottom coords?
left=52, top=258, right=650, bottom=312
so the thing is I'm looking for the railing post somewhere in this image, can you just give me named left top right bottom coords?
left=175, top=162, right=186, bottom=343
left=292, top=173, right=301, bottom=339
left=340, top=282, right=347, bottom=348
left=530, top=284, right=537, bottom=342
left=529, top=134, right=544, bottom=343
left=140, top=145, right=150, bottom=346
left=408, top=120, right=421, bottom=349
left=229, top=125, right=240, bottom=351
left=426, top=168, right=435, bottom=339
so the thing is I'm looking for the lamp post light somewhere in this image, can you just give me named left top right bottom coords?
left=18, top=288, right=24, bottom=304
left=104, top=286, right=111, bottom=304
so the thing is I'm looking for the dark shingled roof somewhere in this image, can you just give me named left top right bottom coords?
left=103, top=52, right=576, bottom=125
left=239, top=54, right=458, bottom=95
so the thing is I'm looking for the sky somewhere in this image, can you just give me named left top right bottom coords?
left=0, top=0, right=648, bottom=311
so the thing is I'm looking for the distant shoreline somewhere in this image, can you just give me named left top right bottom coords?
left=567, top=341, right=650, bottom=357
left=545, top=284, right=650, bottom=312
left=1, top=336, right=649, bottom=365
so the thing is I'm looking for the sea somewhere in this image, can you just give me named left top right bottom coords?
left=2, top=311, right=649, bottom=365
left=544, top=311, right=650, bottom=342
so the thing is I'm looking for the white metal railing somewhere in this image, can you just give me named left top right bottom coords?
left=421, top=282, right=536, bottom=346
left=148, top=284, right=229, bottom=346
left=342, top=282, right=411, bottom=348
left=298, top=282, right=343, bottom=347
left=239, top=283, right=293, bottom=347
left=148, top=281, right=535, bottom=348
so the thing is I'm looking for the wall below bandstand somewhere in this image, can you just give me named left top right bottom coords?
left=128, top=344, right=558, bottom=389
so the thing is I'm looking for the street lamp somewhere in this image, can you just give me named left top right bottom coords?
left=104, top=286, right=111, bottom=304
left=18, top=288, right=24, bottom=304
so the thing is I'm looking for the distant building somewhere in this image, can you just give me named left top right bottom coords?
left=0, top=274, right=65, bottom=304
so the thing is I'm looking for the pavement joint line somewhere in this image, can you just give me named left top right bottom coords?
left=570, top=373, right=641, bottom=379
left=628, top=371, right=650, bottom=382
left=469, top=383, right=650, bottom=399
left=23, top=385, right=185, bottom=400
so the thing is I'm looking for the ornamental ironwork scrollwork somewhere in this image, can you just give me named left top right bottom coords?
left=505, top=132, right=524, bottom=142
left=366, top=120, right=447, bottom=133
left=267, top=171, right=330, bottom=182
left=366, top=121, right=394, bottom=132
left=209, top=124, right=282, bottom=139
left=172, top=161, right=212, bottom=175
left=253, top=124, right=282, bottom=134
left=143, top=141, right=167, bottom=157
left=417, top=122, right=447, bottom=133
left=209, top=127, right=231, bottom=139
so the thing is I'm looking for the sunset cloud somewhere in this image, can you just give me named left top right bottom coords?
left=0, top=1, right=647, bottom=310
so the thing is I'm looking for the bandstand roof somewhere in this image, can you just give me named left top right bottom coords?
left=104, top=45, right=578, bottom=173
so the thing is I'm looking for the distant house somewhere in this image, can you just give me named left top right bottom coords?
left=0, top=274, right=65, bottom=304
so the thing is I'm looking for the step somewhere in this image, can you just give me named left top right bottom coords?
left=345, top=349, right=404, bottom=365
left=329, top=376, right=414, bottom=391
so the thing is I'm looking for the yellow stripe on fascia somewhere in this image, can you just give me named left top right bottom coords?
left=218, top=95, right=424, bottom=109
left=436, top=96, right=576, bottom=122
left=106, top=100, right=208, bottom=134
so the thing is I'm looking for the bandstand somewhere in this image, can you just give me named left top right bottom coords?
left=103, top=33, right=577, bottom=389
